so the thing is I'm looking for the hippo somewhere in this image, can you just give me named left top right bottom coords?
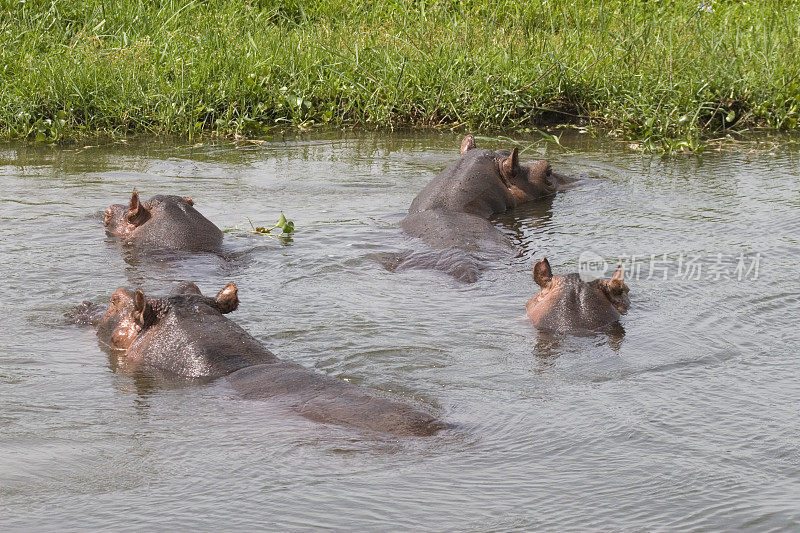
left=104, top=191, right=223, bottom=252
left=83, top=282, right=443, bottom=436
left=399, top=135, right=572, bottom=282
left=526, top=258, right=630, bottom=332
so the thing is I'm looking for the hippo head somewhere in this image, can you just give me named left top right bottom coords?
left=104, top=190, right=195, bottom=239
left=97, top=282, right=239, bottom=351
left=526, top=257, right=630, bottom=332
left=459, top=135, right=560, bottom=204
left=103, top=191, right=223, bottom=252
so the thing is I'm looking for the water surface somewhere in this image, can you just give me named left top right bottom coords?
left=1, top=132, right=799, bottom=531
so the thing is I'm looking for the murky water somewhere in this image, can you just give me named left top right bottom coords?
left=2, top=132, right=799, bottom=531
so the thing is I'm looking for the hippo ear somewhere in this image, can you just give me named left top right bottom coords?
left=125, top=190, right=151, bottom=226
left=133, top=289, right=146, bottom=314
left=183, top=196, right=194, bottom=206
left=607, top=265, right=626, bottom=290
left=460, top=135, right=477, bottom=155
left=500, top=147, right=519, bottom=183
left=132, top=289, right=155, bottom=328
left=214, top=282, right=239, bottom=314
left=533, top=257, right=553, bottom=287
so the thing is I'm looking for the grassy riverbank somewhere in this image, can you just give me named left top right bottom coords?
left=2, top=0, right=799, bottom=150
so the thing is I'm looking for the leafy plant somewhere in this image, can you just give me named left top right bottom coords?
left=247, top=212, right=295, bottom=236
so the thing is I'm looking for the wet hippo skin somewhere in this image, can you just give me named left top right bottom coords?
left=526, top=257, right=631, bottom=332
left=104, top=191, right=223, bottom=252
left=87, top=281, right=443, bottom=437
left=399, top=135, right=572, bottom=282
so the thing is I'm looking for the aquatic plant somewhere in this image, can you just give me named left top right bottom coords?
left=247, top=213, right=295, bottom=236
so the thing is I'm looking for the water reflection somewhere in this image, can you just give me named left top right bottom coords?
left=495, top=193, right=559, bottom=258
left=533, top=321, right=626, bottom=359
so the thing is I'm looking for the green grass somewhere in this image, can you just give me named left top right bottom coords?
left=2, top=0, right=799, bottom=151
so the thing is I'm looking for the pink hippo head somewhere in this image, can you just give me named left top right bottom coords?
left=96, top=282, right=239, bottom=353
left=526, top=257, right=630, bottom=332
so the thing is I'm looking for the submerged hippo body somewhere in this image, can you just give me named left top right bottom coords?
left=92, top=282, right=443, bottom=436
left=104, top=191, right=223, bottom=252
left=526, top=258, right=630, bottom=332
left=399, top=135, right=571, bottom=282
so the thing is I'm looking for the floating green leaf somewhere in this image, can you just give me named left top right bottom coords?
left=246, top=213, right=295, bottom=237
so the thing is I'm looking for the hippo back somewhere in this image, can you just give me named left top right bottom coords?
left=227, top=362, right=445, bottom=436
